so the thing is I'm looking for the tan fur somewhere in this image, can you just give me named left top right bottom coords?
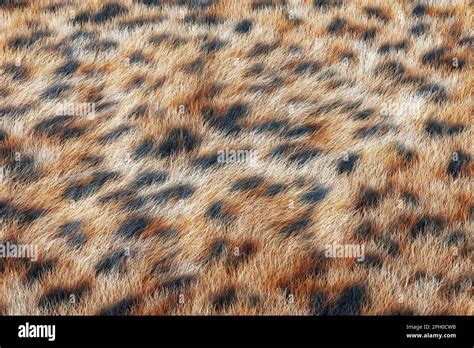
left=0, top=0, right=472, bottom=315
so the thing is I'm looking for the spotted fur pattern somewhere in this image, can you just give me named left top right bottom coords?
left=0, top=0, right=472, bottom=315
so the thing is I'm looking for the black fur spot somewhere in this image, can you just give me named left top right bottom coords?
left=416, top=83, right=448, bottom=103
left=151, top=184, right=195, bottom=204
left=156, top=128, right=199, bottom=158
left=248, top=294, right=261, bottom=307
left=288, top=45, right=303, bottom=54
left=425, top=120, right=464, bottom=137
left=361, top=254, right=383, bottom=269
left=264, top=183, right=285, bottom=196
left=206, top=104, right=249, bottom=135
left=354, top=125, right=383, bottom=138
left=99, top=189, right=135, bottom=203
left=116, top=216, right=148, bottom=238
left=183, top=58, right=204, bottom=73
left=5, top=155, right=40, bottom=182
left=9, top=30, right=49, bottom=49
left=85, top=40, right=118, bottom=52
left=325, top=284, right=367, bottom=315
left=129, top=104, right=148, bottom=119
left=148, top=33, right=170, bottom=46
left=118, top=18, right=155, bottom=30
left=95, top=249, right=128, bottom=275
left=354, top=220, right=373, bottom=240
left=226, top=241, right=256, bottom=269
left=447, top=151, right=470, bottom=178
left=57, top=220, right=86, bottom=247
left=375, top=61, right=405, bottom=78
left=41, top=83, right=70, bottom=99
left=3, top=63, right=28, bottom=81
left=288, top=149, right=320, bottom=165
left=180, top=0, right=216, bottom=10
left=0, top=201, right=17, bottom=221
left=272, top=143, right=299, bottom=157
left=412, top=5, right=427, bottom=17
left=309, top=291, right=327, bottom=315
left=25, top=260, right=55, bottom=284
left=316, top=101, right=344, bottom=114
left=205, top=200, right=233, bottom=222
left=362, top=28, right=377, bottom=42
left=34, top=116, right=74, bottom=137
left=387, top=309, right=416, bottom=316
left=395, top=144, right=415, bottom=164
left=191, top=153, right=221, bottom=169
left=327, top=18, right=346, bottom=34
left=378, top=41, right=407, bottom=54
left=364, top=6, right=389, bottom=22
left=411, top=216, right=444, bottom=239
left=421, top=47, right=445, bottom=65
left=254, top=120, right=288, bottom=134
left=92, top=3, right=128, bottom=23
left=132, top=139, right=155, bottom=159
left=64, top=171, right=119, bottom=201
left=95, top=101, right=117, bottom=112
left=459, top=36, right=473, bottom=46
left=208, top=239, right=228, bottom=261
left=18, top=208, right=45, bottom=224
left=313, top=0, right=343, bottom=9
left=336, top=153, right=358, bottom=174
left=235, top=19, right=252, bottom=33
left=128, top=76, right=146, bottom=89
left=355, top=188, right=380, bottom=210
left=0, top=129, right=6, bottom=143
left=212, top=287, right=237, bottom=311
left=402, top=192, right=419, bottom=206
left=281, top=215, right=312, bottom=236
left=130, top=104, right=147, bottom=117
left=444, top=230, right=466, bottom=247
left=353, top=108, right=374, bottom=120
left=69, top=30, right=97, bottom=41
left=98, top=296, right=139, bottom=316
left=0, top=0, right=28, bottom=9
left=410, top=23, right=428, bottom=37
left=246, top=63, right=265, bottom=77
left=56, top=59, right=80, bottom=76
left=0, top=201, right=46, bottom=225
left=38, top=284, right=89, bottom=309
left=200, top=14, right=221, bottom=26
left=0, top=105, right=32, bottom=118
left=159, top=275, right=196, bottom=292
left=380, top=238, right=399, bottom=257
left=231, top=176, right=264, bottom=192
left=251, top=0, right=276, bottom=10
left=300, top=186, right=329, bottom=204
left=202, top=39, right=225, bottom=53
left=139, top=0, right=161, bottom=7
left=72, top=11, right=93, bottom=24
left=284, top=124, right=319, bottom=138
left=129, top=51, right=145, bottom=64
left=133, top=171, right=167, bottom=189
left=247, top=42, right=277, bottom=57
left=99, top=125, right=131, bottom=144
left=294, top=61, right=321, bottom=75
left=78, top=154, right=101, bottom=166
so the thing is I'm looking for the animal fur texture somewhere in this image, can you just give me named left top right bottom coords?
left=0, top=0, right=472, bottom=315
